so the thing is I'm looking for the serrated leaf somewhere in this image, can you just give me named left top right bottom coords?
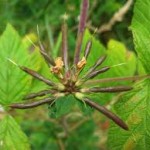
left=85, top=39, right=136, bottom=105
left=22, top=33, right=58, bottom=93
left=108, top=80, right=150, bottom=150
left=108, top=0, right=150, bottom=149
left=0, top=24, right=53, bottom=105
left=105, top=39, right=136, bottom=78
left=131, top=0, right=150, bottom=73
left=49, top=95, right=76, bottom=118
left=0, top=115, right=30, bottom=150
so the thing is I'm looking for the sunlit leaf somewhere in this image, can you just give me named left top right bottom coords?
left=108, top=0, right=150, bottom=149
left=49, top=95, right=76, bottom=118
left=0, top=115, right=30, bottom=150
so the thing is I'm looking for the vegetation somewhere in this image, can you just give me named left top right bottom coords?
left=0, top=0, right=150, bottom=150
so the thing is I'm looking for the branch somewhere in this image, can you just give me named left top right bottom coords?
left=88, top=0, right=133, bottom=33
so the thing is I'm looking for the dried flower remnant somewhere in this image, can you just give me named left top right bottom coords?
left=9, top=0, right=150, bottom=130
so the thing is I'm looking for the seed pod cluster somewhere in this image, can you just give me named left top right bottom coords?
left=10, top=0, right=150, bottom=130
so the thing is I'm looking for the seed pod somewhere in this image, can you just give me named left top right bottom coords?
left=23, top=90, right=52, bottom=100
left=83, top=55, right=107, bottom=78
left=20, top=66, right=55, bottom=86
left=84, top=40, right=92, bottom=59
left=10, top=98, right=54, bottom=109
left=84, top=98, right=128, bottom=130
left=88, top=86, right=133, bottom=93
left=86, top=66, right=110, bottom=79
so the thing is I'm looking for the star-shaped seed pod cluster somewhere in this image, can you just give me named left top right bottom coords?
left=10, top=0, right=149, bottom=130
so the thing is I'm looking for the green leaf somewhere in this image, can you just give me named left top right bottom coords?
left=108, top=80, right=150, bottom=150
left=108, top=0, right=150, bottom=149
left=0, top=24, right=51, bottom=105
left=105, top=39, right=136, bottom=78
left=131, top=0, right=150, bottom=73
left=22, top=33, right=58, bottom=93
left=49, top=94, right=93, bottom=118
left=66, top=120, right=98, bottom=150
left=49, top=95, right=76, bottom=118
left=81, top=31, right=136, bottom=80
left=0, top=115, right=30, bottom=150
left=85, top=39, right=136, bottom=105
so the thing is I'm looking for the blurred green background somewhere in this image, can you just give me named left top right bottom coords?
left=0, top=0, right=134, bottom=49
left=0, top=0, right=134, bottom=149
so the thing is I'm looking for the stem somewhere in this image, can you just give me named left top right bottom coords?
left=74, top=0, right=89, bottom=65
left=20, top=66, right=55, bottom=86
left=62, top=23, right=69, bottom=71
left=84, top=98, right=128, bottom=130
left=10, top=98, right=54, bottom=109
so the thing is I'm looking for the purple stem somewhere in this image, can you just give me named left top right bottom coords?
left=62, top=23, right=69, bottom=71
left=74, top=0, right=89, bottom=65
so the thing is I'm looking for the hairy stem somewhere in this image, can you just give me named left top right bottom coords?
left=62, top=23, right=69, bottom=71
left=74, top=0, right=89, bottom=64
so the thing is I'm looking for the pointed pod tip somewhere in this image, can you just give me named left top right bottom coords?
left=120, top=122, right=129, bottom=131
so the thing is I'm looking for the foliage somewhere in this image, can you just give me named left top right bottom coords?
left=108, top=0, right=150, bottom=149
left=0, top=0, right=133, bottom=49
left=0, top=0, right=149, bottom=149
left=0, top=115, right=30, bottom=150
